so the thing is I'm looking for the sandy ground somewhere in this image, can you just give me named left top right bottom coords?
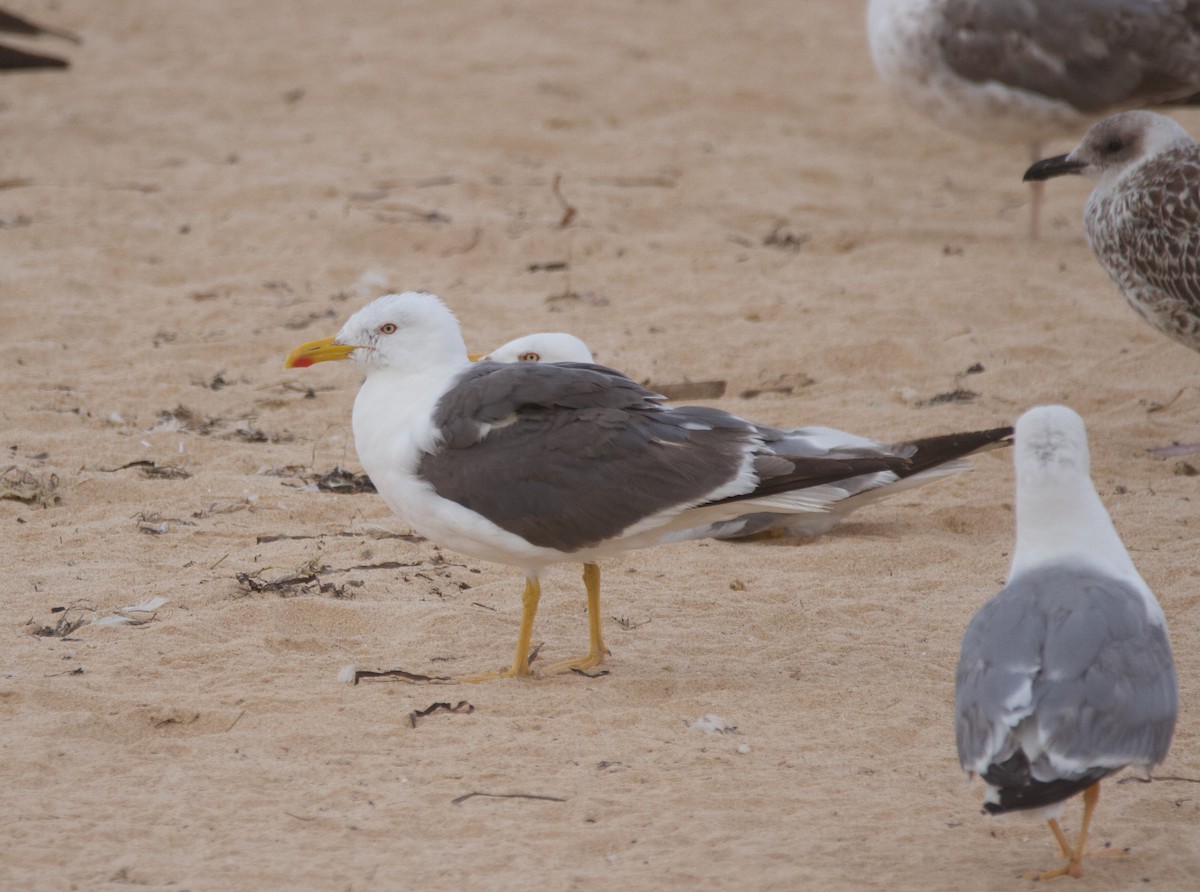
left=2, top=2, right=1198, bottom=889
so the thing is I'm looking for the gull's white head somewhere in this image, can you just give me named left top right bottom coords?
left=1024, top=111, right=1194, bottom=189
left=482, top=332, right=595, bottom=364
left=285, top=291, right=468, bottom=374
left=1014, top=404, right=1090, bottom=484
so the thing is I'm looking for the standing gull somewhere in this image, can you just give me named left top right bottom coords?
left=480, top=331, right=1012, bottom=539
left=955, top=405, right=1176, bottom=880
left=1025, top=110, right=1200, bottom=353
left=285, top=292, right=917, bottom=680
left=867, top=0, right=1200, bottom=235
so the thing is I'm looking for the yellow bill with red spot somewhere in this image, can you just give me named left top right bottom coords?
left=284, top=336, right=357, bottom=368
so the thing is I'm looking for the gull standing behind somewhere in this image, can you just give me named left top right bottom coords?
left=286, top=293, right=922, bottom=681
left=867, top=0, right=1200, bottom=236
left=1025, top=110, right=1200, bottom=354
left=480, top=331, right=1012, bottom=540
left=955, top=405, right=1176, bottom=880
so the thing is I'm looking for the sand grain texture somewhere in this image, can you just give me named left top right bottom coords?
left=2, top=2, right=1198, bottom=890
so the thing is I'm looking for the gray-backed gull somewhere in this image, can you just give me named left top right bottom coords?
left=867, top=0, right=1200, bottom=235
left=955, top=405, right=1176, bottom=879
left=1025, top=110, right=1200, bottom=353
left=286, top=292, right=925, bottom=680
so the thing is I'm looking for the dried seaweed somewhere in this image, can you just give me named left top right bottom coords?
left=357, top=202, right=450, bottom=225
left=223, top=424, right=293, bottom=444
left=612, top=614, right=651, bottom=630
left=312, top=466, right=376, bottom=493
left=545, top=290, right=609, bottom=309
left=152, top=404, right=219, bottom=434
left=262, top=465, right=376, bottom=493
left=347, top=667, right=452, bottom=685
left=409, top=700, right=474, bottom=728
left=917, top=388, right=978, bottom=408
left=44, top=667, right=85, bottom=677
left=763, top=222, right=808, bottom=252
left=0, top=466, right=60, bottom=507
left=150, top=405, right=291, bottom=442
left=191, top=498, right=256, bottom=519
left=255, top=530, right=421, bottom=544
left=235, top=567, right=354, bottom=599
left=28, top=605, right=93, bottom=638
left=97, top=460, right=191, bottom=479
left=570, top=666, right=609, bottom=678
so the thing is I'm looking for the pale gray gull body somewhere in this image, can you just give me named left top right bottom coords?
left=481, top=331, right=1012, bottom=540
left=867, top=0, right=1200, bottom=234
left=286, top=293, right=925, bottom=680
left=1025, top=110, right=1200, bottom=353
left=955, top=405, right=1176, bottom=879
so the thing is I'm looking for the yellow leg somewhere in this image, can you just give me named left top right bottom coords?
left=1036, top=783, right=1102, bottom=880
left=459, top=576, right=542, bottom=682
left=542, top=562, right=610, bottom=675
left=583, top=562, right=607, bottom=663
left=1048, top=819, right=1072, bottom=859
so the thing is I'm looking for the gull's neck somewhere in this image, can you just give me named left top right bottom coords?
left=1010, top=470, right=1142, bottom=587
left=351, top=358, right=468, bottom=483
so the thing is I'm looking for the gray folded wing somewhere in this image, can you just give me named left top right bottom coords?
left=939, top=0, right=1200, bottom=112
left=956, top=563, right=1177, bottom=780
left=419, top=362, right=904, bottom=553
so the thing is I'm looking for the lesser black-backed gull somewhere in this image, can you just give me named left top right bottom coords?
left=285, top=292, right=922, bottom=680
left=1025, top=110, right=1200, bottom=354
left=479, top=331, right=1012, bottom=540
left=955, top=405, right=1177, bottom=879
left=867, top=0, right=1200, bottom=235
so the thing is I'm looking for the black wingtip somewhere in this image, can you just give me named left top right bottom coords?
left=893, top=426, right=1012, bottom=479
left=1023, top=154, right=1084, bottom=182
left=981, top=752, right=1114, bottom=814
left=0, top=9, right=81, bottom=44
left=0, top=43, right=68, bottom=70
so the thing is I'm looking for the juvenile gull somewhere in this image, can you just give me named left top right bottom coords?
left=1025, top=110, right=1200, bottom=353
left=955, top=405, right=1176, bottom=880
left=867, top=0, right=1200, bottom=235
left=285, top=293, right=917, bottom=680
left=480, top=331, right=1012, bottom=539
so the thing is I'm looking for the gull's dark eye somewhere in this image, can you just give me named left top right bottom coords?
left=379, top=323, right=397, bottom=335
left=518, top=351, right=541, bottom=362
left=1104, top=138, right=1124, bottom=153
